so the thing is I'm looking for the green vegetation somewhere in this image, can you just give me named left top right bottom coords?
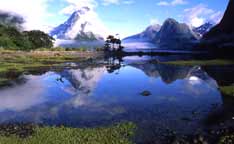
left=23, top=30, right=54, bottom=49
left=162, top=59, right=234, bottom=66
left=0, top=123, right=136, bottom=144
left=0, top=55, right=82, bottom=73
left=105, top=35, right=123, bottom=52
left=0, top=53, right=86, bottom=86
left=219, top=134, right=234, bottom=144
left=35, top=47, right=103, bottom=52
left=220, top=86, right=234, bottom=97
left=0, top=24, right=54, bottom=50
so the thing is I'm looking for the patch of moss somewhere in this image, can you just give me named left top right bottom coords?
left=219, top=134, right=234, bottom=144
left=0, top=56, right=82, bottom=74
left=0, top=78, right=9, bottom=86
left=162, top=59, right=234, bottom=66
left=0, top=122, right=136, bottom=144
left=220, top=86, right=234, bottom=97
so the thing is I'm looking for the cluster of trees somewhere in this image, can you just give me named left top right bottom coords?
left=104, top=35, right=124, bottom=52
left=0, top=24, right=54, bottom=50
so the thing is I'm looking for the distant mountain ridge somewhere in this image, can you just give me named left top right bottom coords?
left=123, top=18, right=199, bottom=50
left=50, top=7, right=104, bottom=41
left=123, top=24, right=161, bottom=42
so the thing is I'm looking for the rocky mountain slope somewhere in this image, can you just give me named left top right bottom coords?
left=123, top=24, right=161, bottom=42
left=50, top=7, right=104, bottom=41
left=193, top=22, right=214, bottom=37
left=155, top=18, right=199, bottom=49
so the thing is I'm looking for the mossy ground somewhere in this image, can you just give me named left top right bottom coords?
left=162, top=59, right=234, bottom=66
left=220, top=86, right=234, bottom=97
left=0, top=123, right=136, bottom=144
left=219, top=134, right=234, bottom=144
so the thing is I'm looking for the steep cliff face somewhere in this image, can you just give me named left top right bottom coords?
left=155, top=18, right=199, bottom=49
left=203, top=0, right=234, bottom=41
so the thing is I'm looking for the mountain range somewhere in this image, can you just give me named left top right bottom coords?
left=123, top=20, right=214, bottom=43
left=123, top=18, right=201, bottom=50
left=48, top=0, right=233, bottom=53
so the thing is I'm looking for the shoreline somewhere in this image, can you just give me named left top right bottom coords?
left=0, top=122, right=233, bottom=144
left=0, top=50, right=104, bottom=59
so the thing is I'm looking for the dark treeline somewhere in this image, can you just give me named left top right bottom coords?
left=104, top=35, right=124, bottom=52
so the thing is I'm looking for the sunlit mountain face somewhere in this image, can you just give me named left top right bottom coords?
left=50, top=7, right=105, bottom=41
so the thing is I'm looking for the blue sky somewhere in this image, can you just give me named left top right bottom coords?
left=0, top=0, right=229, bottom=38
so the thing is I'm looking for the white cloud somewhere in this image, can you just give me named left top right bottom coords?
left=0, top=0, right=52, bottom=32
left=102, top=0, right=135, bottom=6
left=60, top=0, right=98, bottom=15
left=60, top=0, right=109, bottom=38
left=102, top=0, right=120, bottom=6
left=150, top=18, right=160, bottom=25
left=157, top=1, right=170, bottom=6
left=157, top=0, right=187, bottom=6
left=123, top=0, right=135, bottom=5
left=209, top=11, right=223, bottom=24
left=171, top=0, right=187, bottom=5
left=183, top=4, right=223, bottom=27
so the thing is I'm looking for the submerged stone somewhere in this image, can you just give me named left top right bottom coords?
left=140, top=91, right=151, bottom=96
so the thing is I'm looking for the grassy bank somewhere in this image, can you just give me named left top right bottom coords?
left=0, top=50, right=103, bottom=86
left=162, top=59, right=234, bottom=66
left=0, top=123, right=136, bottom=144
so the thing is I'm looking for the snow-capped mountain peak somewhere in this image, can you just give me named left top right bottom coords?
left=193, top=22, right=214, bottom=37
left=50, top=7, right=106, bottom=41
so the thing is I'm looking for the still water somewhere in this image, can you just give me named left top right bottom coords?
left=0, top=56, right=234, bottom=142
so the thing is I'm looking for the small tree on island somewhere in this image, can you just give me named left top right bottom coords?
left=105, top=35, right=124, bottom=52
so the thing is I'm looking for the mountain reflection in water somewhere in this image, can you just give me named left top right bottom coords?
left=0, top=56, right=233, bottom=141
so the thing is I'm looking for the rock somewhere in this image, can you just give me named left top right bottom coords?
left=155, top=18, right=199, bottom=50
left=140, top=91, right=152, bottom=96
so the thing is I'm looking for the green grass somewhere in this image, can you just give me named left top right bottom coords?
left=0, top=54, right=85, bottom=86
left=0, top=123, right=136, bottom=144
left=220, top=86, right=234, bottom=97
left=162, top=59, right=234, bottom=66
left=0, top=55, right=82, bottom=73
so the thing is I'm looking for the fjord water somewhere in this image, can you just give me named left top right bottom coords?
left=0, top=56, right=234, bottom=142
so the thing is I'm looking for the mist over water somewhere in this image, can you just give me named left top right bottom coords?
left=54, top=39, right=105, bottom=49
